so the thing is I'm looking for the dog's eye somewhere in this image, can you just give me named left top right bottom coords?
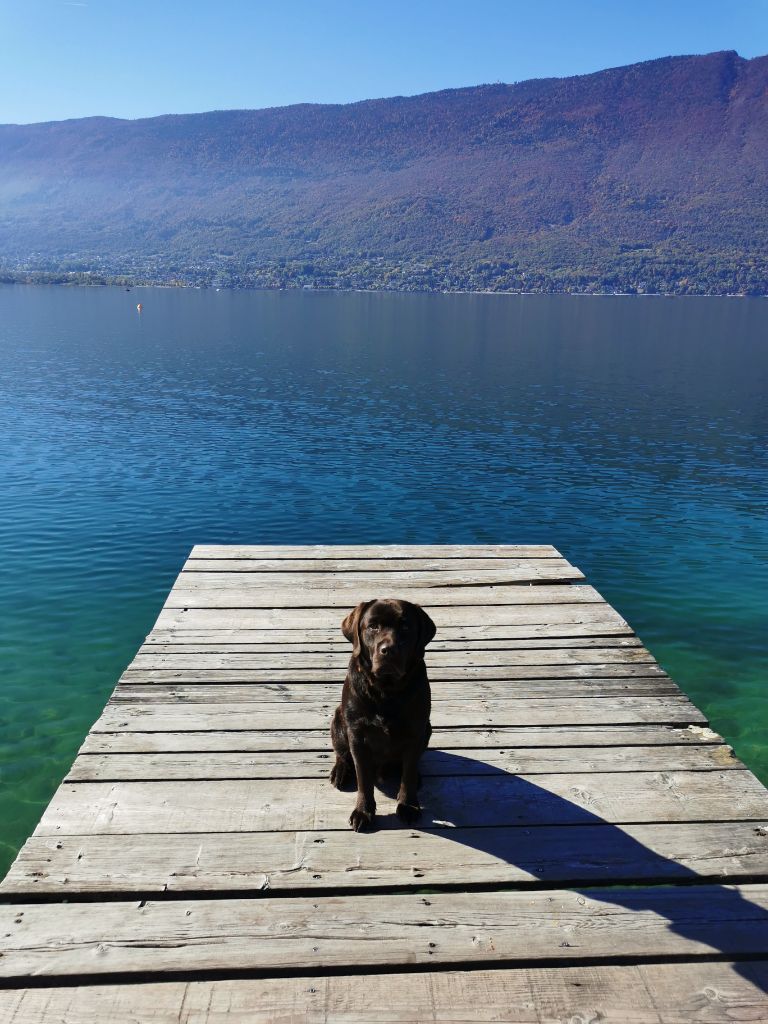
left=367, top=623, right=379, bottom=632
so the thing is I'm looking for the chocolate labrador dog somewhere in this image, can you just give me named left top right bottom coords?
left=329, top=598, right=436, bottom=831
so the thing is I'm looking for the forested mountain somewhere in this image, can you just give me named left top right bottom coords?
left=1, top=50, right=767, bottom=293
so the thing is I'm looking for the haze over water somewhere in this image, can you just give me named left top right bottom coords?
left=1, top=284, right=766, bottom=876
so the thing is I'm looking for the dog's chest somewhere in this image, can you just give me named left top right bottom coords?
left=363, top=704, right=399, bottom=734
left=360, top=704, right=407, bottom=754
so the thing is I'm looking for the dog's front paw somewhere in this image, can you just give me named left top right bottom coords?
left=396, top=800, right=422, bottom=825
left=349, top=802, right=376, bottom=832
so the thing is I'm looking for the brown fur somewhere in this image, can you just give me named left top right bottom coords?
left=329, top=598, right=436, bottom=831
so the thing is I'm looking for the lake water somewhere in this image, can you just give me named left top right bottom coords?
left=1, top=285, right=766, bottom=877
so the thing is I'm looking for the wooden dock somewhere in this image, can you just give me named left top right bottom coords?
left=2, top=544, right=768, bottom=1022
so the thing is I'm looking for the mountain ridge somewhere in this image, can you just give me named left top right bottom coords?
left=1, top=50, right=767, bottom=294
left=5, top=50, right=742, bottom=126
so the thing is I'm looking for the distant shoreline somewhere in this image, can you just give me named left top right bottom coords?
left=1, top=274, right=765, bottom=299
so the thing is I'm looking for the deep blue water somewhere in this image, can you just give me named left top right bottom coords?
left=1, top=284, right=766, bottom=877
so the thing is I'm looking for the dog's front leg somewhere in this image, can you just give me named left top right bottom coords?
left=348, top=737, right=376, bottom=831
left=396, top=740, right=423, bottom=825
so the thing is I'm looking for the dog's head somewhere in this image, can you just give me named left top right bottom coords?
left=341, top=598, right=436, bottom=686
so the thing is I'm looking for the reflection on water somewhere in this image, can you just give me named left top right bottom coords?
left=0, top=285, right=766, bottom=876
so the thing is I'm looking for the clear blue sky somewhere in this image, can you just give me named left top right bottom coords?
left=2, top=0, right=766, bottom=124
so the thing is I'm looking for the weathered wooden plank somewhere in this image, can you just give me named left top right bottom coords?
left=2, top=885, right=768, bottom=978
left=3, top=961, right=768, bottom=1024
left=79, top=723, right=724, bottom=754
left=155, top=604, right=630, bottom=630
left=92, top=695, right=705, bottom=731
left=110, top=682, right=681, bottom=706
left=184, top=556, right=575, bottom=573
left=143, top=635, right=645, bottom=652
left=119, top=664, right=669, bottom=685
left=164, top=583, right=604, bottom=608
left=190, top=544, right=561, bottom=559
left=5, top=821, right=766, bottom=896
left=146, top=622, right=636, bottom=642
left=181, top=567, right=584, bottom=587
left=143, top=637, right=642, bottom=656
left=130, top=647, right=657, bottom=668
left=121, top=665, right=667, bottom=684
left=33, top=770, right=768, bottom=836
left=179, top=568, right=580, bottom=584
left=65, top=743, right=740, bottom=782
left=124, top=661, right=664, bottom=681
left=120, top=660, right=667, bottom=680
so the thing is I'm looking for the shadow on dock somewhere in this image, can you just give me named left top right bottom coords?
left=375, top=749, right=768, bottom=991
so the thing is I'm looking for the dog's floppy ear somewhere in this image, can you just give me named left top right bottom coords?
left=341, top=600, right=374, bottom=658
left=411, top=603, right=436, bottom=652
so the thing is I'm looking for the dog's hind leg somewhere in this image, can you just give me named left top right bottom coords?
left=422, top=720, right=432, bottom=752
left=329, top=704, right=355, bottom=788
left=330, top=752, right=355, bottom=789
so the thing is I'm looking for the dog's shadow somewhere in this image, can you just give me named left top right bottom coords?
left=355, top=749, right=768, bottom=994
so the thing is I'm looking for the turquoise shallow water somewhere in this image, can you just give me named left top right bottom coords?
left=0, top=285, right=766, bottom=878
